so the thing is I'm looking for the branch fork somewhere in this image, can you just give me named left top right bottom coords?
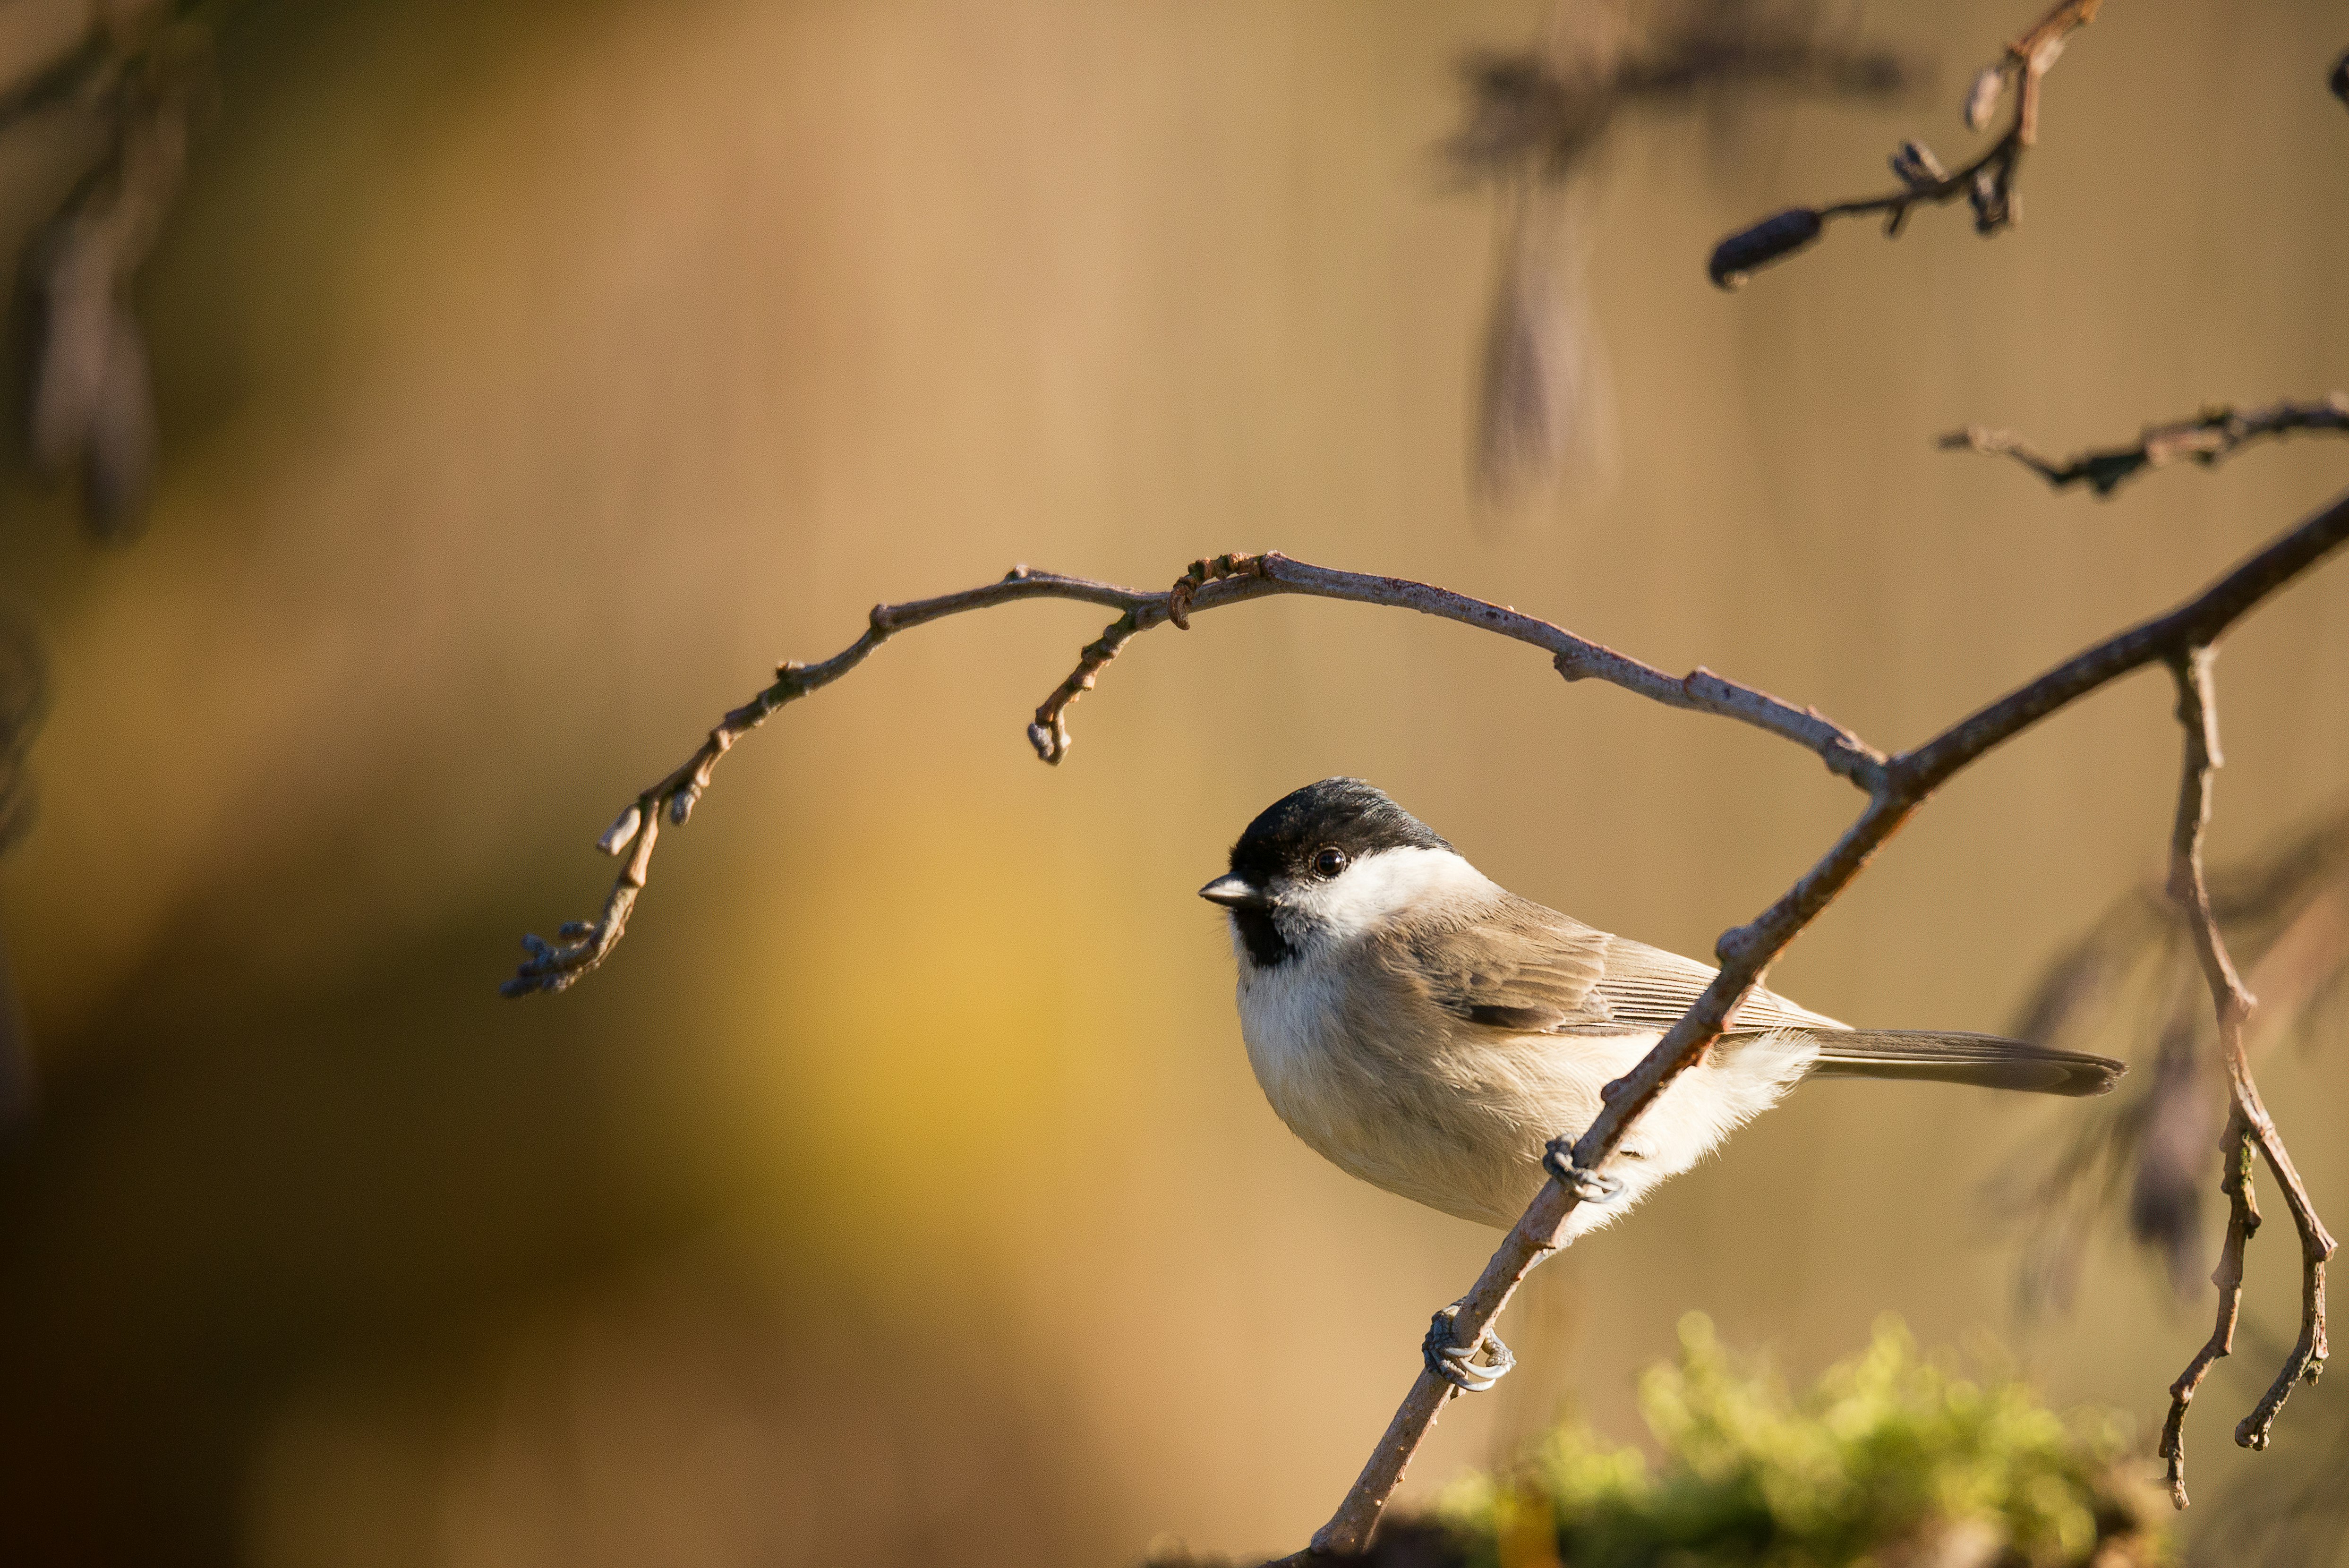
left=1708, top=0, right=2102, bottom=288
left=2155, top=648, right=2338, bottom=1507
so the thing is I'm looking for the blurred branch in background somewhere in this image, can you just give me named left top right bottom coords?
left=1707, top=0, right=2099, bottom=289
left=2004, top=808, right=2349, bottom=1319
left=1944, top=395, right=2349, bottom=500
left=0, top=603, right=42, bottom=1129
left=5, top=0, right=221, bottom=542
left=1444, top=1, right=1911, bottom=501
left=0, top=603, right=41, bottom=858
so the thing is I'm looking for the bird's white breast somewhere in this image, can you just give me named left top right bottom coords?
left=1232, top=845, right=1495, bottom=1158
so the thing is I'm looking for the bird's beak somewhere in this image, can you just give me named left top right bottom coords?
left=1198, top=874, right=1269, bottom=911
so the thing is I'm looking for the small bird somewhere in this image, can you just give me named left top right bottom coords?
left=1199, top=778, right=2122, bottom=1391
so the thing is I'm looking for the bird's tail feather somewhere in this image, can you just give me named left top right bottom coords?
left=1804, top=1030, right=2123, bottom=1097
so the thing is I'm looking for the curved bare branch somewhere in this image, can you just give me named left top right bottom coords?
left=503, top=554, right=1881, bottom=996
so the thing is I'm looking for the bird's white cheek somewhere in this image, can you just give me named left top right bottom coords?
left=1285, top=847, right=1495, bottom=940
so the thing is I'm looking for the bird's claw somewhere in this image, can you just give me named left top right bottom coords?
left=1423, top=1302, right=1514, bottom=1393
left=1542, top=1139, right=1623, bottom=1204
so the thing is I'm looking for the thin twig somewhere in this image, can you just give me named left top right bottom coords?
left=503, top=554, right=1883, bottom=996
left=1708, top=0, right=2101, bottom=287
left=1944, top=395, right=2349, bottom=499
left=2154, top=651, right=2336, bottom=1508
left=2158, top=650, right=2259, bottom=1508
left=2160, top=1113, right=2255, bottom=1509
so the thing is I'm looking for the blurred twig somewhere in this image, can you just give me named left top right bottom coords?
left=9, top=0, right=227, bottom=542
left=1448, top=2, right=1910, bottom=498
left=2005, top=813, right=2349, bottom=1319
left=1445, top=4, right=1908, bottom=186
left=0, top=608, right=45, bottom=1134
left=1943, top=395, right=2349, bottom=499
left=1708, top=0, right=2101, bottom=288
left=0, top=608, right=44, bottom=855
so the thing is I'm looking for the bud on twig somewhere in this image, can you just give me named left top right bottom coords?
left=2331, top=50, right=2348, bottom=108
left=1967, top=164, right=2015, bottom=234
left=1707, top=208, right=1822, bottom=290
left=598, top=805, right=642, bottom=855
left=1888, top=140, right=1946, bottom=190
left=1965, top=63, right=2005, bottom=130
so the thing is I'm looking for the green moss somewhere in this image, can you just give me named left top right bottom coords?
left=1432, top=1315, right=2168, bottom=1568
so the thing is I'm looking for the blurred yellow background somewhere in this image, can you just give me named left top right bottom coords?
left=0, top=0, right=2345, bottom=1563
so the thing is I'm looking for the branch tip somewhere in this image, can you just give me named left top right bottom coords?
left=1964, top=63, right=2005, bottom=130
left=1707, top=207, right=1821, bottom=290
left=1708, top=0, right=2101, bottom=281
left=597, top=805, right=642, bottom=856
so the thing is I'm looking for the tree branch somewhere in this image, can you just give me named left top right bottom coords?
left=1942, top=395, right=2349, bottom=499
left=1291, top=486, right=2349, bottom=1559
left=503, top=554, right=1883, bottom=996
left=1708, top=0, right=2101, bottom=288
left=2154, top=651, right=2337, bottom=1508
left=2160, top=1111, right=2255, bottom=1509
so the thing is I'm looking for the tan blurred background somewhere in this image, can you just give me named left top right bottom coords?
left=0, top=0, right=2345, bottom=1563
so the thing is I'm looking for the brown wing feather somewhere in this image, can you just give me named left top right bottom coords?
left=1381, top=896, right=2125, bottom=1098
left=1390, top=896, right=1842, bottom=1036
left=1588, top=936, right=1845, bottom=1033
left=1381, top=895, right=1612, bottom=1031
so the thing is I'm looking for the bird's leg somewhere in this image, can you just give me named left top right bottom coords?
left=1542, top=1137, right=1623, bottom=1204
left=1422, top=1300, right=1515, bottom=1393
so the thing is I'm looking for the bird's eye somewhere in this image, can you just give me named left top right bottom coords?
left=1313, top=847, right=1349, bottom=878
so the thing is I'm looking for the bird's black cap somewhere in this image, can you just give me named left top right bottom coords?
left=1204, top=779, right=1450, bottom=969
left=1225, top=778, right=1450, bottom=889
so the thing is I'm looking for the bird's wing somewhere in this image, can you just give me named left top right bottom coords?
left=1392, top=896, right=1843, bottom=1035
left=1383, top=897, right=1612, bottom=1032
left=1586, top=935, right=1846, bottom=1034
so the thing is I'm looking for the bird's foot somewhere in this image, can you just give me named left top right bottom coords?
left=1423, top=1301, right=1514, bottom=1393
left=1542, top=1138, right=1623, bottom=1204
